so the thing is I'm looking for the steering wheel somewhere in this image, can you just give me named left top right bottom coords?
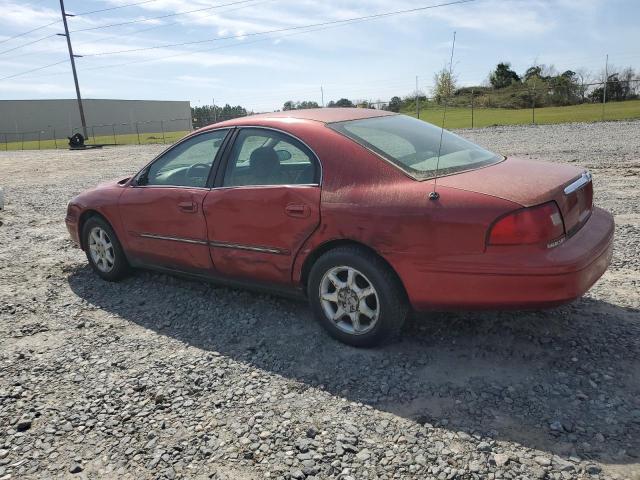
left=187, top=163, right=211, bottom=179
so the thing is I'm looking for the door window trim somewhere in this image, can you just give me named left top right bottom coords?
left=212, top=126, right=323, bottom=189
left=131, top=128, right=233, bottom=189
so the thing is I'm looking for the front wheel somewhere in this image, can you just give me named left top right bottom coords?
left=308, top=246, right=408, bottom=347
left=81, top=216, right=130, bottom=281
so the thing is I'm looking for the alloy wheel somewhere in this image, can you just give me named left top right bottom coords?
left=88, top=226, right=115, bottom=273
left=319, top=265, right=379, bottom=335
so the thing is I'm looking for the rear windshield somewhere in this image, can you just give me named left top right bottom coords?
left=328, top=114, right=503, bottom=180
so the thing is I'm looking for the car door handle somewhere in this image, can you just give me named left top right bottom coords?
left=178, top=201, right=198, bottom=213
left=285, top=203, right=310, bottom=218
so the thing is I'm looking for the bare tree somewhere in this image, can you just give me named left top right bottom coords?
left=620, top=67, right=637, bottom=97
left=575, top=68, right=592, bottom=103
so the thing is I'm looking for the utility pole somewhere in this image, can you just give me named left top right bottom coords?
left=532, top=80, right=536, bottom=125
left=320, top=86, right=324, bottom=107
left=415, top=75, right=420, bottom=118
left=602, top=54, right=608, bottom=121
left=470, top=88, right=474, bottom=128
left=58, top=0, right=87, bottom=139
left=212, top=97, right=216, bottom=123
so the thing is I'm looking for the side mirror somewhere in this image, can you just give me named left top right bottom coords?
left=276, top=149, right=292, bottom=162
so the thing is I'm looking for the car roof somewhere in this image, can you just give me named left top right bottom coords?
left=208, top=107, right=396, bottom=128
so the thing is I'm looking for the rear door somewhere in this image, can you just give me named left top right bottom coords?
left=203, top=127, right=321, bottom=285
left=119, top=129, right=230, bottom=273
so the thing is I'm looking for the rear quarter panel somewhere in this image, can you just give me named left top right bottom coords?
left=283, top=122, right=522, bottom=299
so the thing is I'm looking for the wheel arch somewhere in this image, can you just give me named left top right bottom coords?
left=299, top=239, right=408, bottom=302
left=78, top=209, right=111, bottom=250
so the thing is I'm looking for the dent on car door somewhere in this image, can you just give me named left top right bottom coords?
left=119, top=129, right=230, bottom=272
left=203, top=128, right=321, bottom=285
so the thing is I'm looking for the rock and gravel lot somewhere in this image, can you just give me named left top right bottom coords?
left=1, top=120, right=639, bottom=480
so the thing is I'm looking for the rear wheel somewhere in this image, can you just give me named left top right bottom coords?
left=308, top=246, right=407, bottom=347
left=82, top=216, right=130, bottom=281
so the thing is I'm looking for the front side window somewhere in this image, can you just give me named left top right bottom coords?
left=328, top=115, right=502, bottom=180
left=223, top=129, right=318, bottom=187
left=141, top=129, right=228, bottom=187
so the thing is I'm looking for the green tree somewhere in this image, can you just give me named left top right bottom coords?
left=298, top=100, right=319, bottom=109
left=490, top=62, right=521, bottom=89
left=549, top=70, right=580, bottom=105
left=283, top=100, right=320, bottom=110
left=433, top=67, right=457, bottom=104
left=524, top=65, right=543, bottom=82
left=191, top=104, right=248, bottom=128
left=590, top=71, right=636, bottom=102
left=388, top=96, right=402, bottom=112
left=334, top=98, right=354, bottom=108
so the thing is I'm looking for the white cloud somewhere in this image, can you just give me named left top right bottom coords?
left=425, top=0, right=553, bottom=35
left=157, top=50, right=278, bottom=68
left=1, top=81, right=70, bottom=94
left=174, top=74, right=220, bottom=87
left=0, top=1, right=58, bottom=29
left=0, top=80, right=102, bottom=96
left=1, top=0, right=636, bottom=108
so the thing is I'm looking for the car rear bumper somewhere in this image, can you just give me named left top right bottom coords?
left=398, top=207, right=614, bottom=310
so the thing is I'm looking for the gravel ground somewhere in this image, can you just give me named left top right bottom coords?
left=1, top=120, right=639, bottom=480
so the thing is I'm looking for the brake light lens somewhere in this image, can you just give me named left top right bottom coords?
left=488, top=202, right=565, bottom=247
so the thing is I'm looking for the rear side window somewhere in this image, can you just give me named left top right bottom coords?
left=329, top=115, right=502, bottom=180
left=223, top=128, right=319, bottom=187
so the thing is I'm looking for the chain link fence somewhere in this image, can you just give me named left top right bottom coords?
left=0, top=114, right=257, bottom=150
left=2, top=79, right=639, bottom=150
left=375, top=79, right=640, bottom=128
left=191, top=112, right=250, bottom=130
left=0, top=117, right=192, bottom=151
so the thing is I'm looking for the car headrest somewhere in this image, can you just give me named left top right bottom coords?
left=249, top=146, right=280, bottom=176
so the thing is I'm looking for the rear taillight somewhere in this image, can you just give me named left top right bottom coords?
left=488, top=201, right=565, bottom=247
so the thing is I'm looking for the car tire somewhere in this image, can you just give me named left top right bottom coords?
left=81, top=215, right=130, bottom=281
left=308, top=246, right=408, bottom=347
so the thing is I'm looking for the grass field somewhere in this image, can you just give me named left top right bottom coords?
left=404, top=99, right=640, bottom=129
left=2, top=100, right=639, bottom=151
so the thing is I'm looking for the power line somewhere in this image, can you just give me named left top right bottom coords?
left=132, top=0, right=274, bottom=33
left=0, top=33, right=58, bottom=56
left=6, top=15, right=383, bottom=81
left=0, top=0, right=161, bottom=52
left=0, top=6, right=348, bottom=81
left=79, top=0, right=476, bottom=56
left=0, top=19, right=60, bottom=45
left=69, top=0, right=259, bottom=33
left=0, top=58, right=67, bottom=81
left=1, top=2, right=473, bottom=82
left=0, top=16, right=393, bottom=82
left=75, top=13, right=432, bottom=72
left=73, top=0, right=273, bottom=49
left=73, top=0, right=160, bottom=16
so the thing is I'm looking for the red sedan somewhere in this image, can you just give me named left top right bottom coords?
left=65, top=108, right=614, bottom=347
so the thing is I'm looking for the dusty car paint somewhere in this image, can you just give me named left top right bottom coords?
left=66, top=108, right=614, bottom=310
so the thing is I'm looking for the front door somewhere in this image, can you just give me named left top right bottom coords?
left=203, top=127, right=321, bottom=285
left=119, top=129, right=229, bottom=273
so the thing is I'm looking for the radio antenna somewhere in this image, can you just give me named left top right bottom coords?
left=430, top=31, right=456, bottom=201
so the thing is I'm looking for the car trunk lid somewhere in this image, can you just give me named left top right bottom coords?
left=436, top=157, right=593, bottom=235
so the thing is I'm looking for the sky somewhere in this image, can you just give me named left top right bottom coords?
left=0, top=0, right=639, bottom=111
